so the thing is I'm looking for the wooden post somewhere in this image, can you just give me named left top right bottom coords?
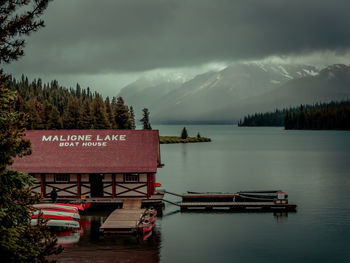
left=147, top=174, right=151, bottom=199
left=112, top=174, right=116, bottom=198
left=77, top=174, right=81, bottom=198
left=41, top=174, right=45, bottom=197
left=151, top=174, right=155, bottom=195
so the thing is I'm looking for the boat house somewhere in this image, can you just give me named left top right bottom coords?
left=11, top=130, right=163, bottom=200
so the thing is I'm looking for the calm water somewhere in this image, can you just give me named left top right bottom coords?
left=56, top=125, right=350, bottom=263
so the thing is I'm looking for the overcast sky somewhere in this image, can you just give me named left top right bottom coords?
left=4, top=0, right=350, bottom=96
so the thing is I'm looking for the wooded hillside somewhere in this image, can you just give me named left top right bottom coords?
left=238, top=101, right=350, bottom=130
left=7, top=75, right=136, bottom=130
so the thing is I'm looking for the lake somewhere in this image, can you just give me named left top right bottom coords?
left=55, top=125, right=350, bottom=263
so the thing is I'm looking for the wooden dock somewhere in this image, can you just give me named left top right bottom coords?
left=100, top=200, right=146, bottom=234
left=164, top=191, right=297, bottom=211
left=178, top=201, right=297, bottom=211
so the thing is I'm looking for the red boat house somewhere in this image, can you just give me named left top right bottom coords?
left=11, top=130, right=163, bottom=200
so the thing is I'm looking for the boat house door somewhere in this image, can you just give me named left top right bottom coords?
left=90, top=174, right=104, bottom=197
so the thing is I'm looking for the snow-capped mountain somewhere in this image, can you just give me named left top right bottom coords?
left=117, top=63, right=350, bottom=123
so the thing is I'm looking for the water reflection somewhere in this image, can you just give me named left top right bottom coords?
left=56, top=218, right=91, bottom=247
left=54, top=212, right=161, bottom=263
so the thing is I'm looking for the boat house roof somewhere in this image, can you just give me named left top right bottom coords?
left=11, top=130, right=162, bottom=174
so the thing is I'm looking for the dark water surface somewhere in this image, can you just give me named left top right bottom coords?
left=56, top=126, right=350, bottom=263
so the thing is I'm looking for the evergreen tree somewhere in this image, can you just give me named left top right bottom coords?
left=81, top=100, right=93, bottom=129
left=181, top=127, right=188, bottom=139
left=63, top=97, right=82, bottom=129
left=114, top=96, right=130, bottom=129
left=0, top=1, right=62, bottom=260
left=48, top=105, right=63, bottom=129
left=140, top=108, right=152, bottom=130
left=75, top=83, right=81, bottom=99
left=91, top=94, right=110, bottom=129
left=129, top=106, right=136, bottom=130
left=105, top=97, right=116, bottom=129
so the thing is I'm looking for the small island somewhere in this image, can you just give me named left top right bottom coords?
left=159, top=127, right=211, bottom=144
left=159, top=136, right=211, bottom=144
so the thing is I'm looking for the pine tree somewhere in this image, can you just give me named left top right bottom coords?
left=0, top=2, right=63, bottom=260
left=129, top=106, right=136, bottom=130
left=63, top=97, right=82, bottom=129
left=81, top=100, right=93, bottom=129
left=48, top=105, right=63, bottom=129
left=91, top=94, right=110, bottom=129
left=114, top=96, right=130, bottom=129
left=140, top=108, right=152, bottom=130
left=105, top=97, right=116, bottom=129
left=181, top=127, right=188, bottom=139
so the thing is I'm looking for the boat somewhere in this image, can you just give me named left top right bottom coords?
left=235, top=190, right=288, bottom=202
left=31, top=203, right=82, bottom=230
left=138, top=208, right=157, bottom=235
left=31, top=219, right=80, bottom=229
left=33, top=202, right=91, bottom=212
left=31, top=209, right=80, bottom=220
left=32, top=205, right=78, bottom=214
left=138, top=220, right=154, bottom=235
left=33, top=204, right=79, bottom=213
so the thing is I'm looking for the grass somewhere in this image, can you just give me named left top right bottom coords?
left=159, top=136, right=211, bottom=144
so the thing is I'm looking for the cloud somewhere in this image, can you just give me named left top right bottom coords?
left=4, top=0, right=350, bottom=75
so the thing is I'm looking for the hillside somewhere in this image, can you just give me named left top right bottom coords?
left=117, top=62, right=320, bottom=123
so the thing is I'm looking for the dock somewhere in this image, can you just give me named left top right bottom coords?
left=99, top=200, right=157, bottom=234
left=164, top=190, right=297, bottom=211
left=45, top=190, right=165, bottom=209
left=100, top=200, right=145, bottom=234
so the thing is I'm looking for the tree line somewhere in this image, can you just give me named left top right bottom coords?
left=285, top=101, right=350, bottom=130
left=5, top=75, right=153, bottom=130
left=238, top=109, right=288, bottom=127
left=238, top=101, right=350, bottom=130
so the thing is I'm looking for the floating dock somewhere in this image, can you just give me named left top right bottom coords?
left=164, top=190, right=297, bottom=211
left=99, top=200, right=156, bottom=234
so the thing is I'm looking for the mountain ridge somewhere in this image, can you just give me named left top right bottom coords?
left=117, top=63, right=350, bottom=123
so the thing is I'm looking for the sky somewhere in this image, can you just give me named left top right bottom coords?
left=4, top=0, right=350, bottom=97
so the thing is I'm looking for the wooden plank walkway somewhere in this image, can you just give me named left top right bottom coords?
left=100, top=200, right=146, bottom=234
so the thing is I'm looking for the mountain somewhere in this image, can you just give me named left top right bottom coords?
left=118, top=73, right=185, bottom=116
left=150, top=63, right=318, bottom=123
left=117, top=63, right=350, bottom=123
left=209, top=64, right=350, bottom=122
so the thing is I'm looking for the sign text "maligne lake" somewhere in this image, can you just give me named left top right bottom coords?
left=41, top=134, right=127, bottom=147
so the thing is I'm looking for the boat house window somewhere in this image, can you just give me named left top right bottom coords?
left=55, top=174, right=70, bottom=183
left=124, top=173, right=139, bottom=182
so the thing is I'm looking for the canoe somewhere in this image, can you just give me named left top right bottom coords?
left=31, top=219, right=80, bottom=229
left=34, top=204, right=79, bottom=213
left=31, top=210, right=80, bottom=220
left=32, top=205, right=78, bottom=214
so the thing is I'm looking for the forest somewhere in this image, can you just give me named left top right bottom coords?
left=238, top=101, right=350, bottom=130
left=6, top=75, right=137, bottom=130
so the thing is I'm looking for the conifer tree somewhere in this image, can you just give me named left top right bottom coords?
left=105, top=97, right=116, bottom=128
left=0, top=1, right=62, bottom=260
left=81, top=100, right=93, bottom=129
left=129, top=106, right=136, bottom=130
left=114, top=96, right=130, bottom=129
left=48, top=105, right=63, bottom=129
left=140, top=108, right=152, bottom=130
left=181, top=127, right=188, bottom=139
left=92, top=94, right=110, bottom=129
left=63, top=97, right=82, bottom=129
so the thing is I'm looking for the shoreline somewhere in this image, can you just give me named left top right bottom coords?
left=159, top=136, right=211, bottom=144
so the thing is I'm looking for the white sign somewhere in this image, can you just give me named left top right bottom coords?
left=42, top=134, right=126, bottom=147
